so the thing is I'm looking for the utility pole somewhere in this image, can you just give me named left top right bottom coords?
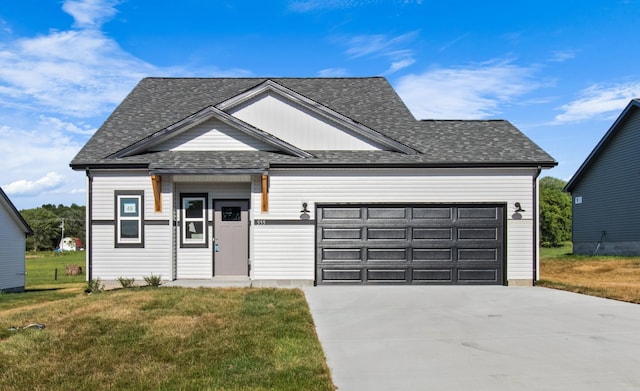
left=60, top=218, right=65, bottom=251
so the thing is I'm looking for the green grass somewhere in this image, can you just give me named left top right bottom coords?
left=0, top=287, right=335, bottom=390
left=25, top=251, right=86, bottom=287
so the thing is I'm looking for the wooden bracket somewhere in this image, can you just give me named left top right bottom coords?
left=151, top=175, right=162, bottom=212
left=261, top=174, right=269, bottom=212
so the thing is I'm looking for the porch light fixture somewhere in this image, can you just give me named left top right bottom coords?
left=514, top=202, right=525, bottom=213
left=300, top=202, right=310, bottom=220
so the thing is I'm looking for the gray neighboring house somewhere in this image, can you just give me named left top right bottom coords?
left=71, top=77, right=556, bottom=286
left=0, top=187, right=33, bottom=292
left=565, top=99, right=640, bottom=255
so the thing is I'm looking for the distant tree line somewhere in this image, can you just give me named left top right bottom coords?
left=539, top=177, right=572, bottom=247
left=21, top=204, right=85, bottom=251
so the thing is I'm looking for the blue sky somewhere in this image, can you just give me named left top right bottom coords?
left=1, top=0, right=639, bottom=209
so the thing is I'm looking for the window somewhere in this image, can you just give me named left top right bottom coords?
left=222, top=206, right=241, bottom=221
left=115, top=191, right=144, bottom=247
left=182, top=194, right=207, bottom=247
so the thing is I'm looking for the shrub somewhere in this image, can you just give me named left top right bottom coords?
left=84, top=278, right=104, bottom=294
left=116, top=277, right=136, bottom=288
left=143, top=274, right=162, bottom=288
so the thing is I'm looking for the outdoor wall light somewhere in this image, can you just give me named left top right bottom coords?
left=514, top=202, right=525, bottom=213
left=300, top=202, right=310, bottom=220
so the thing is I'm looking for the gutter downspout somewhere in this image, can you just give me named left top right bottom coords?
left=532, top=166, right=542, bottom=286
left=85, top=168, right=93, bottom=281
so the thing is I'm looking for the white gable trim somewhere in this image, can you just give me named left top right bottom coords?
left=111, top=106, right=313, bottom=159
left=217, top=80, right=418, bottom=155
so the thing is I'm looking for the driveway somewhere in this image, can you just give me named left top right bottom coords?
left=303, top=286, right=640, bottom=391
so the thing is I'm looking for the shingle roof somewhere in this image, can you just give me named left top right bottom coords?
left=70, top=77, right=556, bottom=171
left=564, top=99, right=640, bottom=192
left=0, top=187, right=33, bottom=235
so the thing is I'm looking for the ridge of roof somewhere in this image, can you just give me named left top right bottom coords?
left=0, top=187, right=33, bottom=235
left=564, top=99, right=640, bottom=192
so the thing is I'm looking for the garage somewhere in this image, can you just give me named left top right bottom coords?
left=316, top=204, right=505, bottom=285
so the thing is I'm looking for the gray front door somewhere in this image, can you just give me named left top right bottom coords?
left=213, top=200, right=249, bottom=276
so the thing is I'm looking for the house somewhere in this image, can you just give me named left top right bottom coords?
left=0, top=187, right=33, bottom=292
left=70, top=77, right=556, bottom=286
left=564, top=99, right=640, bottom=256
left=58, top=237, right=84, bottom=252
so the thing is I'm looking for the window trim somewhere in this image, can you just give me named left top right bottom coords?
left=114, top=190, right=144, bottom=248
left=180, top=193, right=208, bottom=248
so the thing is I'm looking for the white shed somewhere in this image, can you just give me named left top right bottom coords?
left=0, top=187, right=32, bottom=292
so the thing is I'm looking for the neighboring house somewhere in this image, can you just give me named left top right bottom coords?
left=70, top=77, right=556, bottom=286
left=0, top=187, right=33, bottom=292
left=59, top=237, right=84, bottom=252
left=564, top=99, right=640, bottom=256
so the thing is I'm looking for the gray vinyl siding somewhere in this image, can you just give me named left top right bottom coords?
left=571, top=112, right=640, bottom=247
left=0, top=203, right=26, bottom=292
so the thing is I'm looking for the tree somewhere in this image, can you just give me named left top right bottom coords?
left=21, top=207, right=61, bottom=251
left=539, top=176, right=572, bottom=247
left=21, top=204, right=86, bottom=251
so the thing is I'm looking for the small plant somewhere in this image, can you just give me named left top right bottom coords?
left=84, top=278, right=104, bottom=294
left=117, top=276, right=136, bottom=288
left=143, top=274, right=162, bottom=288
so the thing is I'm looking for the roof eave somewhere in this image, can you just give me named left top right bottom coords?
left=564, top=99, right=640, bottom=193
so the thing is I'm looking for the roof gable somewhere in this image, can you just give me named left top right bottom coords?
left=111, top=106, right=313, bottom=159
left=0, top=187, right=32, bottom=235
left=218, top=79, right=417, bottom=154
left=565, top=99, right=640, bottom=192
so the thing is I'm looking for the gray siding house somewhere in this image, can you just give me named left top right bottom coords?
left=71, top=77, right=556, bottom=286
left=0, top=187, right=33, bottom=292
left=565, top=99, right=640, bottom=255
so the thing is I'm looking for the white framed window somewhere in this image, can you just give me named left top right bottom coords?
left=181, top=194, right=207, bottom=247
left=115, top=191, right=144, bottom=247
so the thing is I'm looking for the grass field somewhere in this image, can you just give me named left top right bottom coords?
left=0, top=252, right=335, bottom=390
left=539, top=243, right=640, bottom=304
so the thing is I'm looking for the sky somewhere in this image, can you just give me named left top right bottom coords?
left=1, top=0, right=639, bottom=210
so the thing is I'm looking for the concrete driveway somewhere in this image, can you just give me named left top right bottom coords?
left=303, top=286, right=640, bottom=391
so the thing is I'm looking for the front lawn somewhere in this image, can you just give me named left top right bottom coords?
left=0, top=287, right=334, bottom=390
left=539, top=243, right=640, bottom=304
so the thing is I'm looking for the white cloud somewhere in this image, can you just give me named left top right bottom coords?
left=318, top=68, right=349, bottom=77
left=395, top=60, right=540, bottom=119
left=554, top=82, right=640, bottom=123
left=0, top=29, right=157, bottom=117
left=342, top=32, right=418, bottom=75
left=550, top=50, right=578, bottom=63
left=39, top=115, right=96, bottom=136
left=288, top=0, right=423, bottom=12
left=3, top=172, right=65, bottom=196
left=62, top=0, right=120, bottom=29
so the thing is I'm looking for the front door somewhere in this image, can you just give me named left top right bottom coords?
left=213, top=200, right=249, bottom=276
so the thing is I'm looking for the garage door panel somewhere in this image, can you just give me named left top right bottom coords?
left=413, top=228, right=453, bottom=240
left=317, top=204, right=504, bottom=285
left=458, top=228, right=498, bottom=240
left=322, top=208, right=362, bottom=220
left=458, top=248, right=499, bottom=261
left=367, top=207, right=407, bottom=220
left=367, top=248, right=407, bottom=261
left=321, top=269, right=362, bottom=282
left=322, top=228, right=362, bottom=240
left=367, top=269, right=408, bottom=282
left=457, top=269, right=499, bottom=283
left=322, top=248, right=362, bottom=261
left=458, top=207, right=498, bottom=220
left=413, top=269, right=453, bottom=282
left=413, top=207, right=453, bottom=220
left=413, top=248, right=453, bottom=261
left=367, top=228, right=407, bottom=240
